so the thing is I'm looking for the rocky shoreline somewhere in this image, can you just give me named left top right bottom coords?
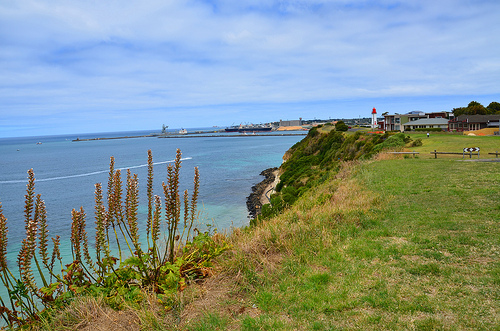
left=246, top=167, right=278, bottom=219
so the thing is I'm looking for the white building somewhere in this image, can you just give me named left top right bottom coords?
left=402, top=118, right=449, bottom=131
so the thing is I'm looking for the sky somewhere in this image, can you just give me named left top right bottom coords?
left=1, top=0, right=500, bottom=137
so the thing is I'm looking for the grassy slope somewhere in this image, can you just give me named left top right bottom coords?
left=185, top=156, right=500, bottom=330
left=38, top=133, right=499, bottom=330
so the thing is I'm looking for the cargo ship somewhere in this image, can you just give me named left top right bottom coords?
left=225, top=124, right=273, bottom=133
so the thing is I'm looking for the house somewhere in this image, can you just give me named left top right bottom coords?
left=448, top=115, right=500, bottom=132
left=402, top=118, right=449, bottom=131
left=383, top=113, right=407, bottom=132
left=383, top=111, right=452, bottom=132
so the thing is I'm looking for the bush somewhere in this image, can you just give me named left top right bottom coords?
left=307, top=127, right=319, bottom=137
left=411, top=138, right=423, bottom=147
left=282, top=186, right=299, bottom=205
left=372, top=133, right=406, bottom=152
left=335, top=121, right=349, bottom=132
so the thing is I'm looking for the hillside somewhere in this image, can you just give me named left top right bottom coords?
left=177, top=130, right=499, bottom=330
left=27, top=130, right=500, bottom=330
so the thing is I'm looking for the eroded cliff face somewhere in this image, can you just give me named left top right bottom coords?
left=246, top=167, right=278, bottom=219
left=282, top=150, right=293, bottom=163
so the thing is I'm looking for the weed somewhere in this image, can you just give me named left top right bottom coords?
left=0, top=149, right=227, bottom=328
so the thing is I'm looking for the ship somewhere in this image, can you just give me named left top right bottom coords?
left=225, top=123, right=273, bottom=133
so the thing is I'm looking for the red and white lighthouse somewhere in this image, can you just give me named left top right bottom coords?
left=371, top=107, right=377, bottom=131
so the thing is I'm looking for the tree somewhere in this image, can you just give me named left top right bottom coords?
left=487, top=102, right=500, bottom=114
left=467, top=101, right=487, bottom=115
left=452, top=101, right=490, bottom=116
left=452, top=107, right=467, bottom=116
left=335, top=120, right=348, bottom=132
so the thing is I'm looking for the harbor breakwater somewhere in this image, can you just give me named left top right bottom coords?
left=73, top=132, right=306, bottom=142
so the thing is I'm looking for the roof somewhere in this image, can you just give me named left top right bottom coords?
left=384, top=111, right=425, bottom=117
left=454, top=115, right=500, bottom=123
left=402, top=118, right=449, bottom=126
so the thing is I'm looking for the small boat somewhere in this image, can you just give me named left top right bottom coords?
left=36, top=142, right=42, bottom=145
left=179, top=128, right=187, bottom=134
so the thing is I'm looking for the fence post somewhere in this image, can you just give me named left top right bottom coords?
left=434, top=150, right=437, bottom=159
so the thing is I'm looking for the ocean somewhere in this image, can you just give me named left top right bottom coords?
left=0, top=129, right=304, bottom=275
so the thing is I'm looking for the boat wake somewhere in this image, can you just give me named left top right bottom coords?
left=0, top=157, right=193, bottom=184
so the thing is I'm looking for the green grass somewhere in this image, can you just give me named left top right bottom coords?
left=32, top=134, right=499, bottom=330
left=190, top=157, right=500, bottom=330
left=402, top=132, right=500, bottom=158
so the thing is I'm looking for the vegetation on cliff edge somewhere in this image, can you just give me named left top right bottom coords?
left=3, top=130, right=499, bottom=330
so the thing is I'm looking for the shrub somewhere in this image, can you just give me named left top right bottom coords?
left=335, top=121, right=349, bottom=132
left=260, top=130, right=405, bottom=222
left=372, top=133, right=406, bottom=152
left=411, top=138, right=423, bottom=147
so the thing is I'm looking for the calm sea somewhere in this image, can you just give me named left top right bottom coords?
left=0, top=129, right=303, bottom=271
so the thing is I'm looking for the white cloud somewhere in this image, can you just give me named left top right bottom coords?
left=1, top=0, right=500, bottom=136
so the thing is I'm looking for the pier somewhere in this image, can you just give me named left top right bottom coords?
left=158, top=133, right=307, bottom=139
left=72, top=131, right=307, bottom=142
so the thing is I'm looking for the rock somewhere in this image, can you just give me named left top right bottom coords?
left=246, top=167, right=278, bottom=219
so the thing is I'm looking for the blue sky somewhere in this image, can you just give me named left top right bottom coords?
left=1, top=0, right=500, bottom=137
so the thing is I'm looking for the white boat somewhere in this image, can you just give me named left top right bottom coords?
left=179, top=128, right=187, bottom=134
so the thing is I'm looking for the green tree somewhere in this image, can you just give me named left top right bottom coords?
left=335, top=120, right=348, bottom=132
left=467, top=101, right=487, bottom=115
left=452, top=107, right=467, bottom=116
left=487, top=102, right=500, bottom=114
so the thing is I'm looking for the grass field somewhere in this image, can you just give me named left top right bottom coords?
left=392, top=132, right=499, bottom=160
left=183, top=157, right=500, bottom=330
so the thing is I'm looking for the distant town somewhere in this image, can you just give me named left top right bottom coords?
left=271, top=109, right=500, bottom=136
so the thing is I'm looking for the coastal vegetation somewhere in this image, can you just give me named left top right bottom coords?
left=0, top=149, right=227, bottom=329
left=1, top=129, right=499, bottom=329
left=206, top=156, right=499, bottom=330
left=182, top=130, right=499, bottom=330
left=259, top=129, right=415, bottom=219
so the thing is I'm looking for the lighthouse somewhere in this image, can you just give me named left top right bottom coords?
left=371, top=107, right=377, bottom=131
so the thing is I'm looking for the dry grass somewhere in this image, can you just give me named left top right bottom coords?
left=36, top=155, right=499, bottom=330
left=40, top=296, right=140, bottom=331
left=176, top=161, right=375, bottom=329
left=178, top=158, right=500, bottom=330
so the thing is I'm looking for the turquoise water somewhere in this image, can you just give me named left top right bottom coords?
left=0, top=129, right=303, bottom=272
